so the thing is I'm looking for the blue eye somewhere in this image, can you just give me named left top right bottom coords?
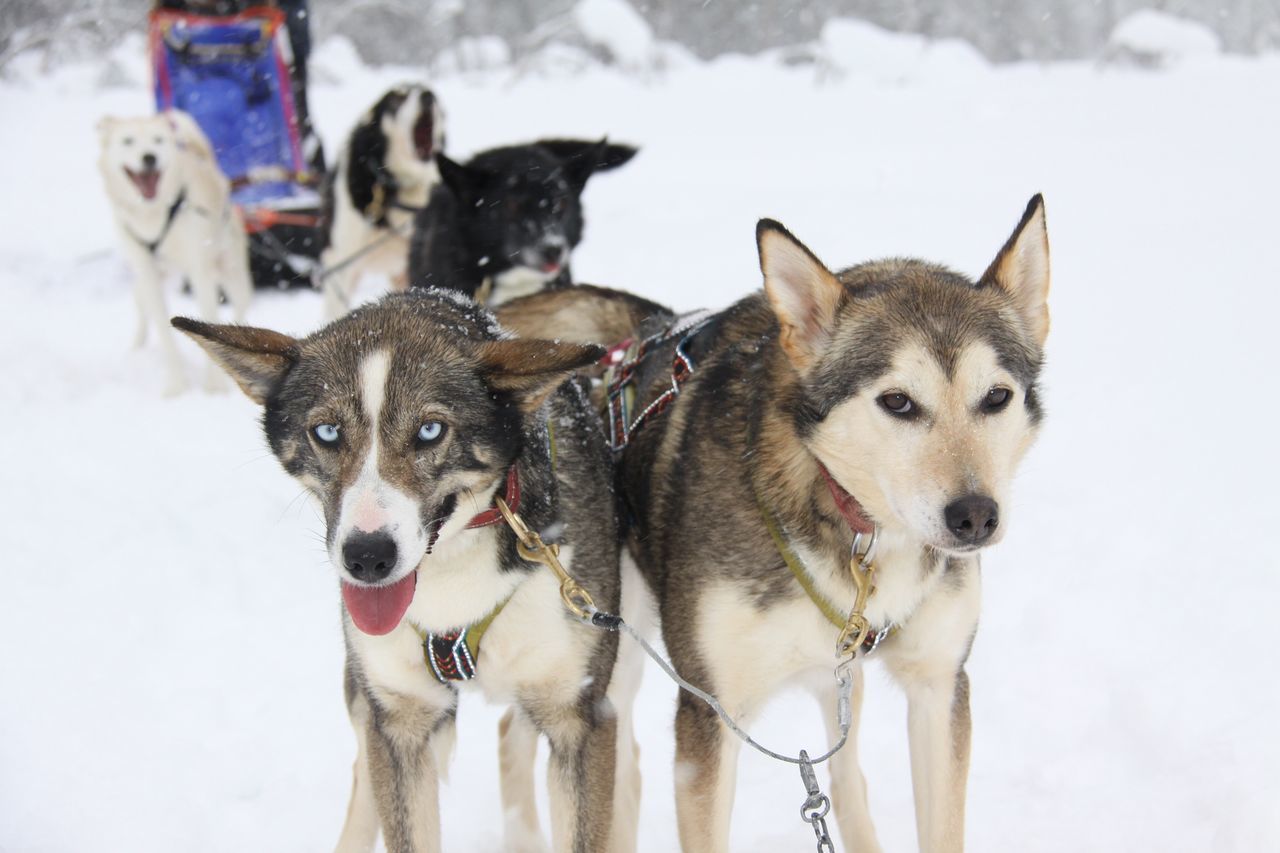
left=314, top=423, right=340, bottom=444
left=417, top=421, right=444, bottom=443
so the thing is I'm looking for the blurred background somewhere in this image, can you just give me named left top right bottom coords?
left=2, top=2, right=1278, bottom=852
left=5, top=0, right=1280, bottom=72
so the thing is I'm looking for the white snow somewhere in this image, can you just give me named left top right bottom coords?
left=3, top=23, right=1280, bottom=853
left=573, top=0, right=657, bottom=72
left=1109, top=10, right=1223, bottom=67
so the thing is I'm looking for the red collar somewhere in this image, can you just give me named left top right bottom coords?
left=817, top=464, right=875, bottom=536
left=465, top=466, right=521, bottom=529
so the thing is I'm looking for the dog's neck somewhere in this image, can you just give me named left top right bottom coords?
left=405, top=418, right=558, bottom=633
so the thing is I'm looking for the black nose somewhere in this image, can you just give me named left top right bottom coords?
left=944, top=495, right=999, bottom=545
left=539, top=242, right=564, bottom=265
left=141, top=153, right=157, bottom=170
left=342, top=532, right=398, bottom=582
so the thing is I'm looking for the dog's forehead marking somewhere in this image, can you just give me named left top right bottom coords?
left=358, top=348, right=392, bottom=430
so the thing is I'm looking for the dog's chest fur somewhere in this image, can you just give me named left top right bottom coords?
left=346, top=533, right=591, bottom=708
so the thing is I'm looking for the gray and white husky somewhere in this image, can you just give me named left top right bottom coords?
left=501, top=196, right=1051, bottom=853
left=174, top=290, right=644, bottom=853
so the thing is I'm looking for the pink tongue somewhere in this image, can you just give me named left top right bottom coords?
left=341, top=571, right=417, bottom=636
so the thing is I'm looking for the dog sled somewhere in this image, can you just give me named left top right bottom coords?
left=149, top=3, right=323, bottom=288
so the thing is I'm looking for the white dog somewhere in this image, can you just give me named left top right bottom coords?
left=98, top=111, right=252, bottom=394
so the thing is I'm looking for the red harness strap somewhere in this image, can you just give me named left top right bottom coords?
left=464, top=466, right=521, bottom=529
left=817, top=464, right=875, bottom=536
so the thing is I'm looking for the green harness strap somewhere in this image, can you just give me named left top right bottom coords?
left=759, top=499, right=849, bottom=632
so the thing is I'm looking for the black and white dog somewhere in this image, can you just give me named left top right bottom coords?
left=408, top=139, right=636, bottom=306
left=320, top=84, right=445, bottom=319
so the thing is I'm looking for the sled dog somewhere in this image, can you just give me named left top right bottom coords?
left=174, top=290, right=645, bottom=853
left=320, top=84, right=445, bottom=319
left=98, top=110, right=251, bottom=394
left=408, top=139, right=636, bottom=306
left=502, top=196, right=1050, bottom=853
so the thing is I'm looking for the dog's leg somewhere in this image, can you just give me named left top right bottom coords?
left=190, top=265, right=229, bottom=393
left=810, top=664, right=882, bottom=853
left=391, top=270, right=409, bottom=292
left=130, top=280, right=149, bottom=349
left=130, top=259, right=186, bottom=395
left=498, top=707, right=547, bottom=853
left=673, top=689, right=743, bottom=853
left=335, top=672, right=380, bottom=853
left=323, top=260, right=355, bottom=321
left=362, top=692, right=452, bottom=853
left=881, top=564, right=981, bottom=853
left=605, top=555, right=650, bottom=853
left=531, top=698, right=617, bottom=853
left=224, top=226, right=253, bottom=325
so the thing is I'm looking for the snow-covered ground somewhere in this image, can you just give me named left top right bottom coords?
left=2, top=20, right=1279, bottom=853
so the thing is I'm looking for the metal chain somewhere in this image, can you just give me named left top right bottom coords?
left=799, top=750, right=838, bottom=852
left=497, top=499, right=860, bottom=850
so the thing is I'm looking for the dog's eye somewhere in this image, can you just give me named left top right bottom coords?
left=983, top=387, right=1012, bottom=412
left=313, top=423, right=341, bottom=445
left=878, top=392, right=915, bottom=417
left=417, top=421, right=446, bottom=444
left=153, top=136, right=164, bottom=145
left=122, top=136, right=134, bottom=146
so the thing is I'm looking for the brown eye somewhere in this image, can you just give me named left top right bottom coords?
left=984, top=387, right=1012, bottom=411
left=879, top=391, right=914, bottom=416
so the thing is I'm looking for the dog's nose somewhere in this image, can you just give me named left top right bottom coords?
left=944, top=495, right=999, bottom=546
left=342, top=532, right=398, bottom=582
left=538, top=242, right=565, bottom=266
left=141, top=153, right=157, bottom=170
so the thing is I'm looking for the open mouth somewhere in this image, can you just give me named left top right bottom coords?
left=412, top=115, right=434, bottom=161
left=125, top=166, right=161, bottom=200
left=341, top=570, right=417, bottom=636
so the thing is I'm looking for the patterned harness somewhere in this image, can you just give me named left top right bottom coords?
left=603, top=310, right=715, bottom=453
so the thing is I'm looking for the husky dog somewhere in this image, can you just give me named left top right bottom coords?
left=98, top=111, right=252, bottom=394
left=320, top=84, right=445, bottom=319
left=408, top=139, right=637, bottom=306
left=173, top=290, right=646, bottom=853
left=502, top=197, right=1050, bottom=852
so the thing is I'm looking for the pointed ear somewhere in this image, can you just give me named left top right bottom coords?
left=436, top=153, right=481, bottom=201
left=477, top=338, right=606, bottom=413
left=171, top=317, right=298, bottom=404
left=757, top=219, right=844, bottom=371
left=980, top=194, right=1051, bottom=346
left=540, top=137, right=637, bottom=186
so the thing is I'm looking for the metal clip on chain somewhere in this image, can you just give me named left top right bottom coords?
left=836, top=526, right=879, bottom=659
left=799, top=750, right=838, bottom=853
left=495, top=497, right=596, bottom=619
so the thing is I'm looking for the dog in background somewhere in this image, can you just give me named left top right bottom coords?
left=97, top=110, right=252, bottom=395
left=173, top=290, right=647, bottom=853
left=408, top=139, right=636, bottom=306
left=501, top=198, right=1051, bottom=853
left=320, top=84, right=445, bottom=319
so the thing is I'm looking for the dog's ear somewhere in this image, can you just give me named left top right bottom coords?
left=171, top=317, right=298, bottom=404
left=164, top=110, right=216, bottom=163
left=540, top=138, right=638, bottom=187
left=476, top=338, right=606, bottom=413
left=980, top=194, right=1050, bottom=347
left=436, top=153, right=485, bottom=203
left=96, top=116, right=117, bottom=140
left=757, top=219, right=844, bottom=371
